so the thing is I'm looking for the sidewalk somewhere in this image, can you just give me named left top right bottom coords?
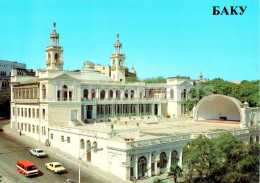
left=3, top=124, right=132, bottom=183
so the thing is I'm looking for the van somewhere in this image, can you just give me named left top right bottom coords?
left=16, top=160, right=39, bottom=177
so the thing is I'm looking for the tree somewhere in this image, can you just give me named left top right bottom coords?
left=168, top=164, right=182, bottom=183
left=126, top=76, right=139, bottom=82
left=0, top=90, right=11, bottom=117
left=183, top=133, right=260, bottom=183
left=142, top=76, right=166, bottom=83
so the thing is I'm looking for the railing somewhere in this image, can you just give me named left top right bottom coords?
left=127, top=133, right=191, bottom=148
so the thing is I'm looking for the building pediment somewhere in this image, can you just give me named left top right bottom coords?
left=51, top=73, right=78, bottom=81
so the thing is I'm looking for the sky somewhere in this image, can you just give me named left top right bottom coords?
left=0, top=0, right=259, bottom=81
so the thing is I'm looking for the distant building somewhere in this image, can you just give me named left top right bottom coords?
left=230, top=80, right=241, bottom=85
left=0, top=60, right=27, bottom=91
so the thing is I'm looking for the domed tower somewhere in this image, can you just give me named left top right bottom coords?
left=45, top=22, right=64, bottom=71
left=110, top=34, right=126, bottom=82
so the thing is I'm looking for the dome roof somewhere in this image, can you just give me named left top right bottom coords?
left=81, top=61, right=113, bottom=81
left=130, top=67, right=136, bottom=74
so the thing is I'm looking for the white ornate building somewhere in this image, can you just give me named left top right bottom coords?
left=10, top=23, right=259, bottom=181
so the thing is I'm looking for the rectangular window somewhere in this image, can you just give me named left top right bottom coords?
left=130, top=167, right=133, bottom=176
left=57, top=91, right=61, bottom=101
left=29, top=108, right=31, bottom=118
left=61, top=136, right=64, bottom=142
left=67, top=137, right=70, bottom=143
left=36, top=109, right=39, bottom=118
left=25, top=108, right=27, bottom=117
left=51, top=133, right=53, bottom=139
left=13, top=107, right=15, bottom=116
left=32, top=108, right=35, bottom=118
left=18, top=108, right=20, bottom=116
left=21, top=108, right=23, bottom=117
left=69, top=91, right=72, bottom=101
left=42, top=109, right=46, bottom=120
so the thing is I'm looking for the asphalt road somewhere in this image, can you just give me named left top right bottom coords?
left=0, top=123, right=113, bottom=183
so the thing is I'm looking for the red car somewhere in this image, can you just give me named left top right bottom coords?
left=16, top=160, right=39, bottom=177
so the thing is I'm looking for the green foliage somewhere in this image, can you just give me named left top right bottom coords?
left=125, top=75, right=140, bottom=82
left=183, top=133, right=259, bottom=183
left=142, top=76, right=166, bottom=83
left=197, top=78, right=259, bottom=107
left=169, top=164, right=182, bottom=183
left=0, top=90, right=10, bottom=117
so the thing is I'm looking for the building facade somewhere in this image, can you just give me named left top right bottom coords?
left=10, top=23, right=259, bottom=181
left=0, top=60, right=27, bottom=91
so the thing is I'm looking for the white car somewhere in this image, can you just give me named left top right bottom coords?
left=30, top=148, right=47, bottom=158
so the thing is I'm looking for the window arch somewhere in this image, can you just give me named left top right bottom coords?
left=93, top=141, right=97, bottom=152
left=170, top=89, right=174, bottom=99
left=80, top=139, right=85, bottom=149
left=160, top=152, right=167, bottom=169
left=171, top=150, right=179, bottom=165
left=125, top=90, right=128, bottom=99
left=42, top=85, right=46, bottom=99
left=109, top=90, right=113, bottom=99
left=84, top=89, right=88, bottom=99
left=100, top=90, right=105, bottom=100
left=131, top=90, right=134, bottom=99
left=116, top=90, right=120, bottom=99
left=91, top=89, right=96, bottom=99
left=62, top=85, right=68, bottom=100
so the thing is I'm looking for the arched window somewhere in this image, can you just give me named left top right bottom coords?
left=80, top=139, right=85, bottom=149
left=84, top=89, right=88, bottom=99
left=93, top=141, right=97, bottom=152
left=87, top=140, right=91, bottom=162
left=42, top=85, right=46, bottom=99
left=171, top=150, right=179, bottom=166
left=62, top=85, right=68, bottom=100
left=48, top=53, right=51, bottom=59
left=55, top=53, right=59, bottom=60
left=91, top=89, right=96, bottom=98
left=113, top=60, right=116, bottom=66
left=131, top=90, right=134, bottom=99
left=160, top=152, right=167, bottom=169
left=32, top=125, right=35, bottom=133
left=116, top=90, right=120, bottom=99
left=138, top=156, right=147, bottom=178
left=100, top=90, right=105, bottom=100
left=109, top=90, right=113, bottom=99
left=36, top=125, right=39, bottom=134
left=119, top=60, right=122, bottom=66
left=125, top=90, right=128, bottom=99
left=28, top=124, right=31, bottom=132
left=170, top=89, right=174, bottom=99
left=182, top=89, right=186, bottom=99
left=256, top=136, right=259, bottom=143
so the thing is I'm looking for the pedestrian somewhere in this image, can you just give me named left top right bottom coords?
left=19, top=130, right=21, bottom=136
left=133, top=177, right=137, bottom=183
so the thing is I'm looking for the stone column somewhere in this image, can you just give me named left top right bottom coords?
left=113, top=89, right=116, bottom=99
left=167, top=149, right=172, bottom=171
left=155, top=152, right=159, bottom=175
left=83, top=106, right=87, bottom=120
left=135, top=155, right=138, bottom=180
left=105, top=89, right=109, bottom=100
left=179, top=149, right=183, bottom=168
left=148, top=152, right=152, bottom=177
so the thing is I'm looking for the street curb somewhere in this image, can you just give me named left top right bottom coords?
left=3, top=124, right=132, bottom=183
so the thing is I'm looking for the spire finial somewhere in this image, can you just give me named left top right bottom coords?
left=53, top=22, right=56, bottom=30
left=117, top=33, right=119, bottom=42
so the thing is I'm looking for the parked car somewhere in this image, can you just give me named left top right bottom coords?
left=30, top=148, right=47, bottom=158
left=16, top=160, right=39, bottom=177
left=45, top=162, right=66, bottom=173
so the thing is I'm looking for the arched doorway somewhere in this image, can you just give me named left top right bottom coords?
left=86, top=140, right=91, bottom=162
left=171, top=150, right=179, bottom=166
left=160, top=152, right=167, bottom=169
left=138, top=156, right=147, bottom=178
